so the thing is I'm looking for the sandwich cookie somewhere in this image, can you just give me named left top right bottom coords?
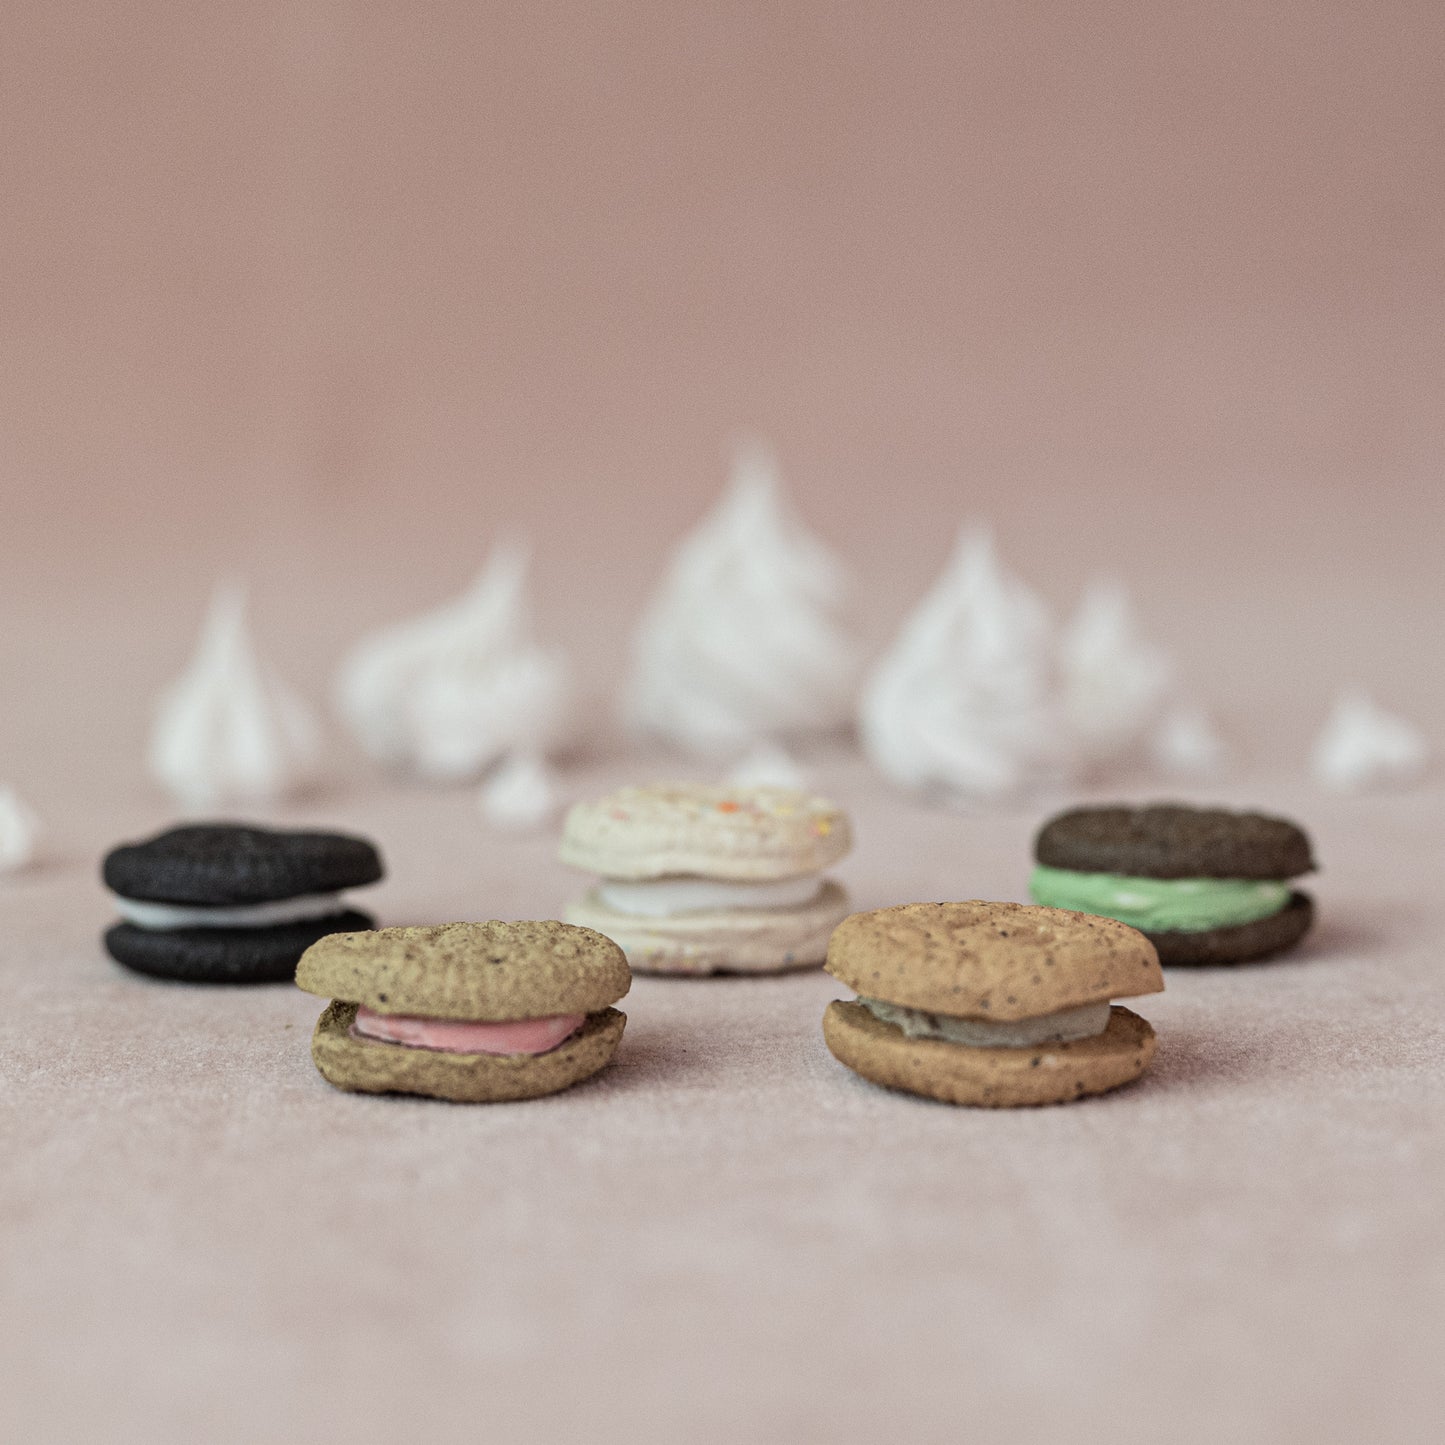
left=102, top=823, right=383, bottom=984
left=560, top=783, right=852, bottom=974
left=296, top=921, right=630, bottom=1102
left=823, top=901, right=1163, bottom=1107
left=1030, top=803, right=1316, bottom=965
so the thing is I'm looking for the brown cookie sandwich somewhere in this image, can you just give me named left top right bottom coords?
left=296, top=921, right=630, bottom=1102
left=823, top=901, right=1163, bottom=1107
left=1031, top=803, right=1317, bottom=965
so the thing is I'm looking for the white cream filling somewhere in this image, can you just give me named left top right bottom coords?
left=595, top=874, right=825, bottom=918
left=860, top=996, right=1112, bottom=1048
left=112, top=891, right=349, bottom=931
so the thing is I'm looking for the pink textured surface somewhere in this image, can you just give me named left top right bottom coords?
left=3, top=748, right=1444, bottom=1444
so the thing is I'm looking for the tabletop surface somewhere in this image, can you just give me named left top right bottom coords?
left=3, top=743, right=1442, bottom=1445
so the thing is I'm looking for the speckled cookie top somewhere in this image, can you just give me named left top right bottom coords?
left=295, top=920, right=631, bottom=1020
left=1034, top=804, right=1315, bottom=880
left=559, top=783, right=851, bottom=881
left=825, top=901, right=1163, bottom=1020
left=103, top=823, right=384, bottom=905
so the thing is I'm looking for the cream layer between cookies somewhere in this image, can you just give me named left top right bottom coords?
left=112, top=891, right=350, bottom=930
left=594, top=873, right=824, bottom=918
left=860, top=997, right=1111, bottom=1048
left=350, top=1006, right=585, bottom=1056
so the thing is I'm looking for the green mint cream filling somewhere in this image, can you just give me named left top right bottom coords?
left=1029, top=865, right=1290, bottom=933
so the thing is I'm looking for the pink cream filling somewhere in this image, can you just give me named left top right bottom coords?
left=350, top=1005, right=586, bottom=1056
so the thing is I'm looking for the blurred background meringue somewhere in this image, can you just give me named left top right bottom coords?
left=0, top=3, right=1439, bottom=814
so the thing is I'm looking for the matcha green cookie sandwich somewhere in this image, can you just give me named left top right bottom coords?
left=1030, top=803, right=1317, bottom=966
left=296, top=921, right=630, bottom=1101
left=823, top=901, right=1163, bottom=1107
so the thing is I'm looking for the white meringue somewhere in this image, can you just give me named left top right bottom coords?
left=725, top=740, right=809, bottom=790
left=1151, top=704, right=1228, bottom=778
left=859, top=528, right=1066, bottom=801
left=477, top=752, right=561, bottom=832
left=1312, top=691, right=1428, bottom=792
left=336, top=542, right=571, bottom=783
left=148, top=584, right=321, bottom=811
left=1059, top=578, right=1171, bottom=770
left=623, top=441, right=859, bottom=755
left=0, top=786, right=40, bottom=873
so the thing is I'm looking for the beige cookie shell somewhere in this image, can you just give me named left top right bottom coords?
left=311, top=1001, right=626, bottom=1102
left=559, top=783, right=851, bottom=881
left=565, top=880, right=851, bottom=975
left=823, top=1000, right=1156, bottom=1107
left=825, top=901, right=1163, bottom=1022
left=296, top=920, right=631, bottom=1021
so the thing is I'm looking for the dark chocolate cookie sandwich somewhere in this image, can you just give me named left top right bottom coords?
left=102, top=823, right=384, bottom=983
left=1030, top=803, right=1316, bottom=965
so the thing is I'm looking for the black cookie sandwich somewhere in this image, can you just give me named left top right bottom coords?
left=1030, top=803, right=1316, bottom=966
left=102, top=823, right=384, bottom=983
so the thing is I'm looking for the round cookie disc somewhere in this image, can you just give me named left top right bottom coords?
left=105, top=910, right=377, bottom=985
left=311, top=1001, right=626, bottom=1102
left=296, top=920, right=631, bottom=1019
left=825, top=901, right=1163, bottom=1021
left=1145, top=890, right=1314, bottom=966
left=560, top=783, right=851, bottom=881
left=823, top=1000, right=1156, bottom=1107
left=565, top=880, right=851, bottom=975
left=1035, top=805, right=1315, bottom=881
left=103, top=824, right=384, bottom=905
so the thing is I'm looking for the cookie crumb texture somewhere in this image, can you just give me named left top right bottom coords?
left=560, top=783, right=851, bottom=881
left=825, top=901, right=1162, bottom=1020
left=296, top=920, right=631, bottom=1020
left=823, top=1001, right=1156, bottom=1107
left=103, top=823, right=383, bottom=905
left=310, top=1002, right=626, bottom=1102
left=1034, top=804, right=1315, bottom=881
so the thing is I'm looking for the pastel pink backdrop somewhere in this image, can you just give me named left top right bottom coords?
left=2, top=2, right=1442, bottom=813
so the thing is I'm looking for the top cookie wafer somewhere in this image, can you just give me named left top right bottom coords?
left=296, top=921, right=631, bottom=1020
left=104, top=823, right=383, bottom=905
left=560, top=783, right=851, bottom=881
left=826, top=901, right=1163, bottom=1021
left=1035, top=805, right=1314, bottom=881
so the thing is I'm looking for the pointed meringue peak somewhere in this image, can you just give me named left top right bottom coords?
left=148, top=581, right=322, bottom=812
left=934, top=527, right=1050, bottom=649
left=0, top=786, right=41, bottom=873
left=477, top=752, right=561, bottom=832
left=672, top=439, right=845, bottom=602
left=336, top=540, right=572, bottom=782
left=725, top=740, right=809, bottom=790
left=1151, top=703, right=1227, bottom=778
left=623, top=439, right=859, bottom=755
left=1060, top=576, right=1172, bottom=769
left=456, top=536, right=530, bottom=616
left=722, top=436, right=782, bottom=511
left=1312, top=691, right=1428, bottom=792
left=859, top=523, right=1064, bottom=801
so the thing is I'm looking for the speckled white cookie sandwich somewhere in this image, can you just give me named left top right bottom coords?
left=560, top=782, right=853, bottom=974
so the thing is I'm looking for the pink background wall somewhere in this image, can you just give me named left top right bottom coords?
left=2, top=2, right=1442, bottom=800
